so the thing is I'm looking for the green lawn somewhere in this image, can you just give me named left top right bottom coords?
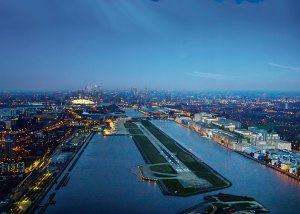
left=150, top=165, right=176, bottom=174
left=216, top=193, right=254, bottom=202
left=124, top=121, right=144, bottom=135
left=162, top=179, right=200, bottom=195
left=126, top=122, right=166, bottom=164
left=124, top=121, right=140, bottom=129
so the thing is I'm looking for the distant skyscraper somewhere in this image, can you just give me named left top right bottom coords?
left=131, top=88, right=138, bottom=96
left=85, top=84, right=102, bottom=99
left=92, top=84, right=102, bottom=95
left=85, top=84, right=93, bottom=93
left=285, top=103, right=289, bottom=110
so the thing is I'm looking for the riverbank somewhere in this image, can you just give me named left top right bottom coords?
left=31, top=132, right=95, bottom=213
left=176, top=120, right=300, bottom=183
left=237, top=152, right=300, bottom=181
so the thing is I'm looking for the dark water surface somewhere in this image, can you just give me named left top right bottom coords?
left=45, top=134, right=201, bottom=214
left=45, top=121, right=300, bottom=213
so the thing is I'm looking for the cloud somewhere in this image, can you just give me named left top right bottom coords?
left=187, top=71, right=234, bottom=80
left=268, top=62, right=300, bottom=72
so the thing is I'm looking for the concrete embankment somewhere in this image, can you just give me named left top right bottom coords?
left=237, top=152, right=300, bottom=181
left=31, top=132, right=95, bottom=214
left=176, top=120, right=300, bottom=183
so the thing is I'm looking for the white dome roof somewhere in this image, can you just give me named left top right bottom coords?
left=71, top=99, right=95, bottom=105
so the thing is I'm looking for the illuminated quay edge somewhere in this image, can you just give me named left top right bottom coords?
left=71, top=99, right=95, bottom=105
left=137, top=165, right=158, bottom=182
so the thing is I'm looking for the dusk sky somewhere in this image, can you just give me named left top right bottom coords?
left=1, top=0, right=300, bottom=91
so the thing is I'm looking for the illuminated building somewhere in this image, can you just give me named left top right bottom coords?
left=193, top=112, right=213, bottom=122
left=71, top=99, right=95, bottom=105
left=0, top=142, right=2, bottom=162
left=270, top=139, right=292, bottom=151
left=212, top=118, right=242, bottom=131
left=0, top=162, right=25, bottom=175
left=285, top=103, right=289, bottom=110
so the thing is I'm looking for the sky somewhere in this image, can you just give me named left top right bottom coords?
left=0, top=0, right=300, bottom=91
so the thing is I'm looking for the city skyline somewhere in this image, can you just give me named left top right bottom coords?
left=1, top=0, right=300, bottom=91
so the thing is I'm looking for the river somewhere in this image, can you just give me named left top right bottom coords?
left=44, top=134, right=200, bottom=214
left=43, top=120, right=300, bottom=213
left=152, top=120, right=300, bottom=214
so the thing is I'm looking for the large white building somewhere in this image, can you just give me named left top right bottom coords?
left=212, top=118, right=241, bottom=131
left=270, top=139, right=292, bottom=151
left=193, top=112, right=213, bottom=122
left=71, top=99, right=95, bottom=105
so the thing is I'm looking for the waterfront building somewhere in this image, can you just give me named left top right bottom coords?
left=255, top=141, right=275, bottom=150
left=212, top=118, right=241, bottom=131
left=193, top=112, right=213, bottom=122
left=270, top=139, right=292, bottom=151
left=248, top=127, right=268, bottom=142
left=254, top=152, right=266, bottom=160
left=211, top=129, right=239, bottom=150
left=289, top=164, right=298, bottom=175
left=189, top=121, right=212, bottom=137
left=175, top=116, right=191, bottom=124
left=51, top=153, right=70, bottom=164
left=267, top=131, right=280, bottom=141
left=244, top=146, right=262, bottom=155
left=234, top=129, right=262, bottom=144
left=0, top=142, right=3, bottom=162
left=280, top=161, right=292, bottom=171
left=271, top=158, right=280, bottom=165
left=235, top=142, right=251, bottom=152
left=203, top=117, right=218, bottom=124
